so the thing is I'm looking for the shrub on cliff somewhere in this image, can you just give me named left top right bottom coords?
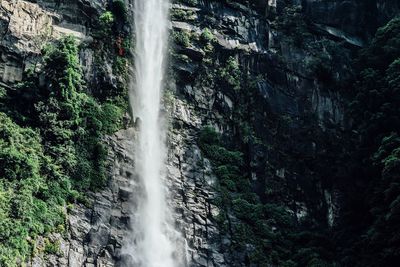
left=217, top=56, right=241, bottom=92
left=38, top=36, right=123, bottom=190
left=111, top=0, right=127, bottom=23
left=338, top=16, right=400, bottom=266
left=0, top=35, right=125, bottom=264
left=0, top=113, right=68, bottom=266
left=200, top=28, right=215, bottom=44
left=173, top=30, right=192, bottom=47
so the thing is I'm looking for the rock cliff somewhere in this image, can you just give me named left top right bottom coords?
left=0, top=0, right=399, bottom=266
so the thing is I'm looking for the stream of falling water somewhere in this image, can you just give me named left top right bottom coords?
left=128, top=0, right=179, bottom=266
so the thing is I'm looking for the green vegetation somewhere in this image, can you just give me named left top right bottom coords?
left=91, top=0, right=130, bottom=107
left=200, top=28, right=215, bottom=44
left=100, top=11, right=115, bottom=27
left=113, top=57, right=129, bottom=76
left=198, top=126, right=335, bottom=266
left=199, top=13, right=400, bottom=267
left=171, top=9, right=196, bottom=21
left=190, top=4, right=345, bottom=263
left=200, top=28, right=216, bottom=54
left=0, top=113, right=67, bottom=265
left=308, top=52, right=334, bottom=84
left=96, top=0, right=127, bottom=40
left=44, top=239, right=61, bottom=256
left=0, top=0, right=398, bottom=264
left=337, top=16, right=400, bottom=267
left=198, top=126, right=243, bottom=192
left=177, top=0, right=198, bottom=7
left=173, top=30, right=192, bottom=47
left=99, top=11, right=115, bottom=37
left=110, top=0, right=127, bottom=23
left=275, top=5, right=312, bottom=47
left=217, top=56, right=241, bottom=92
left=37, top=36, right=123, bottom=190
left=0, top=36, right=125, bottom=265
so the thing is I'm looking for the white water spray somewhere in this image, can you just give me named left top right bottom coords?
left=129, top=0, right=177, bottom=266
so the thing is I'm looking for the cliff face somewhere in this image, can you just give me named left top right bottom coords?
left=302, top=0, right=399, bottom=42
left=168, top=0, right=346, bottom=265
left=0, top=0, right=102, bottom=80
left=0, top=0, right=399, bottom=266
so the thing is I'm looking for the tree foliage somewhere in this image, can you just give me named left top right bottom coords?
left=0, top=113, right=67, bottom=266
left=198, top=126, right=335, bottom=266
left=335, top=17, right=400, bottom=266
left=0, top=36, right=124, bottom=264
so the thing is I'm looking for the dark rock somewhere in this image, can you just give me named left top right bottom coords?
left=116, top=254, right=134, bottom=267
left=179, top=46, right=205, bottom=61
left=118, top=187, right=133, bottom=201
left=302, top=0, right=400, bottom=41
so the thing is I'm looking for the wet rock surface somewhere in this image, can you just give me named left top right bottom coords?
left=167, top=124, right=228, bottom=266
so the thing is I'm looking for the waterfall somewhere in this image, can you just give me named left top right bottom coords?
left=125, top=0, right=181, bottom=266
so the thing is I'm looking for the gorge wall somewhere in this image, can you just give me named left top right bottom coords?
left=0, top=0, right=399, bottom=266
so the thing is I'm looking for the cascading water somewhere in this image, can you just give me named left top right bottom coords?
left=124, top=0, right=184, bottom=266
